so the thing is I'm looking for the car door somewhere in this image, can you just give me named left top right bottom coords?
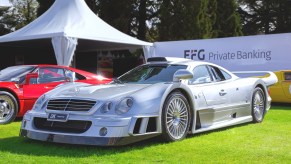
left=188, top=65, right=230, bottom=106
left=188, top=65, right=232, bottom=127
left=22, top=67, right=67, bottom=110
left=202, top=66, right=232, bottom=106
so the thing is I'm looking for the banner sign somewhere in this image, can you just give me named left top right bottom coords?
left=152, top=33, right=291, bottom=71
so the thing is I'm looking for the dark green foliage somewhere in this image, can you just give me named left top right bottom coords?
left=157, top=0, right=210, bottom=41
left=238, top=0, right=291, bottom=35
left=213, top=0, right=243, bottom=38
left=84, top=0, right=99, bottom=14
left=137, top=0, right=147, bottom=40
left=0, top=0, right=38, bottom=35
left=97, top=0, right=134, bottom=35
left=36, top=0, right=54, bottom=16
left=157, top=0, right=242, bottom=41
left=97, top=0, right=157, bottom=40
left=36, top=0, right=98, bottom=16
left=11, top=0, right=291, bottom=41
left=13, top=0, right=38, bottom=29
left=0, top=7, right=16, bottom=35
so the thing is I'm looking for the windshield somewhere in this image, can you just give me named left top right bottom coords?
left=0, top=66, right=36, bottom=82
left=116, top=64, right=187, bottom=84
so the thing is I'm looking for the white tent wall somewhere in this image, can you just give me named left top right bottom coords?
left=143, top=46, right=155, bottom=59
left=52, top=36, right=78, bottom=66
left=0, top=0, right=152, bottom=66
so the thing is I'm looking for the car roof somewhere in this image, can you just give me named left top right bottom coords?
left=146, top=57, right=237, bottom=78
left=36, top=64, right=69, bottom=68
left=147, top=57, right=215, bottom=66
left=9, top=64, right=68, bottom=68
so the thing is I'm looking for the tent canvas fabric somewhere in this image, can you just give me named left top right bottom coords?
left=0, top=0, right=152, bottom=66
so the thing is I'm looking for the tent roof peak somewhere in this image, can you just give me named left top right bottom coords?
left=0, top=0, right=152, bottom=46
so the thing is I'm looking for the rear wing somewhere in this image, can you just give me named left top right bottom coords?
left=232, top=71, right=278, bottom=86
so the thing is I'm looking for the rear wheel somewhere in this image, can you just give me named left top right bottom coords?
left=251, top=87, right=266, bottom=123
left=0, top=91, right=18, bottom=124
left=161, top=91, right=191, bottom=142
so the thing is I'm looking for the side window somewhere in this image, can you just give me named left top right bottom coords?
left=220, top=69, right=232, bottom=80
left=208, top=66, right=231, bottom=82
left=75, top=73, right=86, bottom=80
left=284, top=72, right=291, bottom=81
left=209, top=66, right=222, bottom=81
left=189, top=65, right=212, bottom=85
left=65, top=70, right=86, bottom=81
left=38, top=67, right=66, bottom=83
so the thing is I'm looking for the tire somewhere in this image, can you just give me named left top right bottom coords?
left=0, top=91, right=19, bottom=124
left=161, top=91, right=191, bottom=142
left=251, top=87, right=266, bottom=123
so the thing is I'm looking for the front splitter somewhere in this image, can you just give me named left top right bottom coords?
left=20, top=129, right=159, bottom=146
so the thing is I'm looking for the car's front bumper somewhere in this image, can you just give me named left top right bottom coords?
left=20, top=112, right=160, bottom=146
left=19, top=129, right=158, bottom=146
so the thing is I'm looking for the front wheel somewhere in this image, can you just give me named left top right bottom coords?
left=251, top=87, right=266, bottom=123
left=161, top=91, right=191, bottom=142
left=0, top=91, right=19, bottom=124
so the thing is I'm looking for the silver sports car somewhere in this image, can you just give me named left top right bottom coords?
left=20, top=57, right=278, bottom=146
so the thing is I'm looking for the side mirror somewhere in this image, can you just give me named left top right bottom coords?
left=25, top=73, right=39, bottom=85
left=173, top=69, right=193, bottom=82
left=66, top=71, right=75, bottom=82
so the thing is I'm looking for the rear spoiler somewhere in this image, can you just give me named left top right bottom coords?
left=232, top=71, right=278, bottom=86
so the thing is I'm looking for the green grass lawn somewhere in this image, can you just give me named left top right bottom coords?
left=1, top=105, right=291, bottom=163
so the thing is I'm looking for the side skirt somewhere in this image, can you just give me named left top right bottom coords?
left=192, top=116, right=252, bottom=134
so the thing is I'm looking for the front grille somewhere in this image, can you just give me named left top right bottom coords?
left=47, top=99, right=96, bottom=112
left=33, top=117, right=91, bottom=133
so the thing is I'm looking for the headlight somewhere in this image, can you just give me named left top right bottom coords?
left=115, top=97, right=133, bottom=115
left=100, top=102, right=113, bottom=113
left=32, top=94, right=47, bottom=111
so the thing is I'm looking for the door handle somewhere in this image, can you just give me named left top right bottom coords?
left=219, top=90, right=227, bottom=96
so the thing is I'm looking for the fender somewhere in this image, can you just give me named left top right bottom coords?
left=156, top=82, right=196, bottom=133
left=233, top=71, right=278, bottom=86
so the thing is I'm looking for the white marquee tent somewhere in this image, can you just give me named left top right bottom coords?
left=0, top=0, right=152, bottom=66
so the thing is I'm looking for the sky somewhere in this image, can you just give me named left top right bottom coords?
left=0, top=0, right=12, bottom=7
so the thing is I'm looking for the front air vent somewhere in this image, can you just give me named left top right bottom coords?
left=33, top=117, right=91, bottom=133
left=47, top=99, right=96, bottom=112
left=132, top=117, right=157, bottom=135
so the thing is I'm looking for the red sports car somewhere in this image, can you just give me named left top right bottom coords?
left=0, top=65, right=111, bottom=124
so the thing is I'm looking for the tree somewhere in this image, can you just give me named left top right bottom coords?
left=36, top=0, right=54, bottom=16
left=97, top=0, right=134, bottom=35
left=212, top=0, right=243, bottom=38
left=157, top=0, right=214, bottom=41
left=0, top=7, right=16, bottom=35
left=238, top=0, right=291, bottom=35
left=136, top=0, right=147, bottom=40
left=36, top=0, right=98, bottom=17
left=11, top=0, right=38, bottom=30
left=271, top=0, right=291, bottom=33
left=0, top=0, right=38, bottom=35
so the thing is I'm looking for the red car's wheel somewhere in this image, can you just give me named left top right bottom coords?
left=0, top=91, right=18, bottom=124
